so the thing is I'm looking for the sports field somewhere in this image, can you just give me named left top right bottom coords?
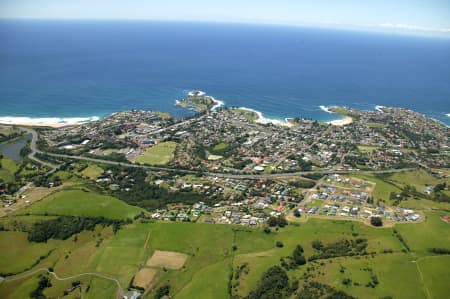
left=133, top=142, right=176, bottom=165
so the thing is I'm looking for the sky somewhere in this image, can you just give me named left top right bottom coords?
left=1, top=0, right=450, bottom=36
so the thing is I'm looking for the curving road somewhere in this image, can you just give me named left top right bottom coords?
left=2, top=267, right=124, bottom=298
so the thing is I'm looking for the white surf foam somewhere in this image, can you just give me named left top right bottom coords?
left=188, top=90, right=206, bottom=97
left=208, top=96, right=225, bottom=111
left=237, top=107, right=290, bottom=126
left=0, top=116, right=100, bottom=126
left=375, top=105, right=385, bottom=113
left=319, top=105, right=333, bottom=113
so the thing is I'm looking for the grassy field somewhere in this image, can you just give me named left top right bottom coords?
left=15, top=189, right=143, bottom=220
left=0, top=127, right=20, bottom=136
left=0, top=231, right=56, bottom=274
left=388, top=169, right=447, bottom=190
left=367, top=122, right=386, bottom=129
left=230, top=108, right=258, bottom=121
left=0, top=218, right=448, bottom=299
left=357, top=145, right=379, bottom=152
left=357, top=170, right=450, bottom=208
left=0, top=158, right=18, bottom=183
left=313, top=253, right=427, bottom=299
left=417, top=255, right=450, bottom=299
left=212, top=142, right=229, bottom=152
left=1, top=275, right=41, bottom=299
left=176, top=258, right=231, bottom=299
left=81, top=165, right=103, bottom=179
left=133, top=142, right=176, bottom=165
left=395, top=212, right=450, bottom=256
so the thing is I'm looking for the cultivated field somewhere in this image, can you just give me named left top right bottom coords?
left=133, top=268, right=159, bottom=289
left=146, top=250, right=188, bottom=270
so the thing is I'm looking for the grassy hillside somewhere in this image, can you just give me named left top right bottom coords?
left=15, top=189, right=143, bottom=220
left=0, top=168, right=450, bottom=299
left=1, top=204, right=449, bottom=299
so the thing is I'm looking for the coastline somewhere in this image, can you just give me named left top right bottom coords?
left=1, top=92, right=445, bottom=128
left=0, top=122, right=74, bottom=128
left=0, top=104, right=352, bottom=128
left=207, top=96, right=225, bottom=111
left=0, top=116, right=99, bottom=128
left=237, top=107, right=293, bottom=127
left=319, top=105, right=354, bottom=126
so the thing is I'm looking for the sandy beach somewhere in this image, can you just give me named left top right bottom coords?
left=328, top=116, right=353, bottom=126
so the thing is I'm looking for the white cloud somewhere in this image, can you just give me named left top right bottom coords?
left=378, top=23, right=450, bottom=34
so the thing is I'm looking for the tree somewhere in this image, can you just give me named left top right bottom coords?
left=292, top=245, right=306, bottom=266
left=294, top=209, right=301, bottom=217
left=267, top=216, right=277, bottom=227
left=245, top=266, right=290, bottom=299
left=155, top=285, right=170, bottom=299
left=277, top=215, right=288, bottom=227
left=370, top=217, right=383, bottom=227
left=434, top=182, right=447, bottom=193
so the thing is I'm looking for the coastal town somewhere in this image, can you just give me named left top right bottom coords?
left=1, top=95, right=449, bottom=298
left=2, top=3, right=450, bottom=298
left=1, top=92, right=448, bottom=227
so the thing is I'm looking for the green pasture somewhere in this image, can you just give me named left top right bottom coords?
left=15, top=189, right=143, bottom=220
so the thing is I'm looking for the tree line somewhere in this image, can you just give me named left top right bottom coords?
left=28, top=216, right=129, bottom=243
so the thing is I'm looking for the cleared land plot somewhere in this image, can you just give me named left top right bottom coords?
left=133, top=141, right=176, bottom=165
left=349, top=174, right=401, bottom=204
left=133, top=268, right=158, bottom=289
left=16, top=189, right=143, bottom=220
left=146, top=250, right=188, bottom=269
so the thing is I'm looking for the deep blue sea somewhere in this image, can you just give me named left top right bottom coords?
left=0, top=20, right=449, bottom=125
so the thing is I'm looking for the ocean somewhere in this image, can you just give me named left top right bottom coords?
left=0, top=20, right=449, bottom=125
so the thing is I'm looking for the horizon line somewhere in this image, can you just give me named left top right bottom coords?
left=1, top=17, right=450, bottom=39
